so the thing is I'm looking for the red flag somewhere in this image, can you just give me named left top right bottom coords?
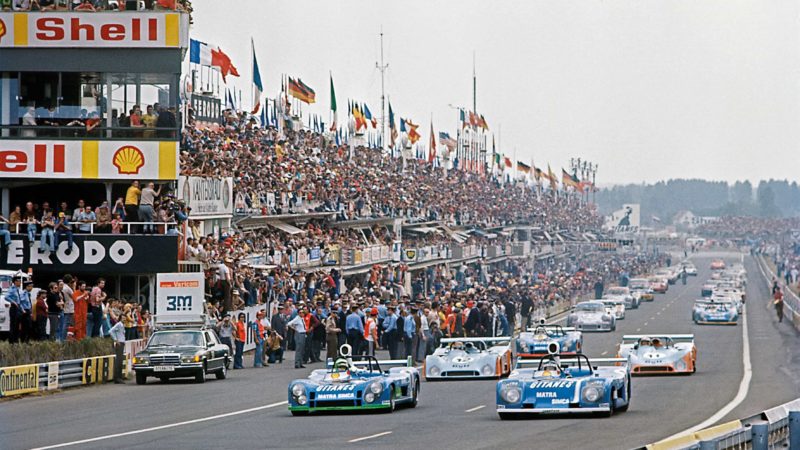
left=504, top=156, right=512, bottom=168
left=428, top=121, right=436, bottom=164
left=211, top=48, right=240, bottom=82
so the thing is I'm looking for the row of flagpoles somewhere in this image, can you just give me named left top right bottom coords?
left=187, top=37, right=596, bottom=198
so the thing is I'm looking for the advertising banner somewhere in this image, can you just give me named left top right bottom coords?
left=0, top=364, right=39, bottom=397
left=155, top=272, right=205, bottom=324
left=0, top=12, right=188, bottom=48
left=604, top=203, right=641, bottom=233
left=177, top=176, right=233, bottom=218
left=81, top=356, right=114, bottom=385
left=46, top=362, right=59, bottom=391
left=0, top=235, right=178, bottom=274
left=0, top=140, right=178, bottom=180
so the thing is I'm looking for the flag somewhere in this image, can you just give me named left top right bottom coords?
left=460, top=109, right=467, bottom=129
left=352, top=103, right=367, bottom=131
left=363, top=104, right=377, bottom=128
left=533, top=164, right=543, bottom=182
left=547, top=164, right=557, bottom=191
left=479, top=115, right=489, bottom=130
left=399, top=117, right=407, bottom=133
left=251, top=39, right=263, bottom=114
left=259, top=103, right=266, bottom=127
left=189, top=39, right=212, bottom=65
left=329, top=74, right=337, bottom=132
left=504, top=156, right=512, bottom=168
left=439, top=132, right=456, bottom=150
left=517, top=161, right=531, bottom=174
left=288, top=78, right=316, bottom=104
left=406, top=119, right=420, bottom=144
left=226, top=89, right=235, bottom=110
left=211, top=47, right=240, bottom=81
left=429, top=121, right=437, bottom=164
left=562, top=169, right=579, bottom=189
left=389, top=102, right=397, bottom=146
left=469, top=111, right=478, bottom=128
left=493, top=153, right=501, bottom=166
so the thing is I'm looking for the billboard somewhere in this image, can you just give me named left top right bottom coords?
left=0, top=364, right=39, bottom=397
left=155, top=272, right=205, bottom=324
left=0, top=235, right=178, bottom=274
left=0, top=12, right=188, bottom=49
left=605, top=204, right=640, bottom=233
left=177, top=176, right=233, bottom=218
left=0, top=140, right=177, bottom=180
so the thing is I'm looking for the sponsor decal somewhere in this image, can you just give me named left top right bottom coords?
left=47, top=362, right=59, bottom=391
left=529, top=380, right=576, bottom=389
left=82, top=356, right=113, bottom=385
left=177, top=176, right=234, bottom=217
left=317, top=384, right=357, bottom=392
left=317, top=393, right=355, bottom=400
left=551, top=398, right=570, bottom=405
left=0, top=18, right=6, bottom=43
left=0, top=364, right=39, bottom=397
left=536, top=391, right=558, bottom=398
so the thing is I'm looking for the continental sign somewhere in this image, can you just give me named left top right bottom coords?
left=0, top=140, right=177, bottom=180
left=0, top=364, right=39, bottom=397
left=0, top=12, right=188, bottom=48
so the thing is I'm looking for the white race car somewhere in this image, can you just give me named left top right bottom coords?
left=567, top=301, right=616, bottom=332
left=425, top=337, right=513, bottom=380
left=600, top=298, right=626, bottom=320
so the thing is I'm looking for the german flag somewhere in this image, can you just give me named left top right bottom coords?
left=562, top=168, right=579, bottom=189
left=517, top=161, right=531, bottom=174
left=288, top=78, right=316, bottom=104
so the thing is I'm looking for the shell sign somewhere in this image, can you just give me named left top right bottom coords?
left=113, top=146, right=145, bottom=175
left=0, top=140, right=177, bottom=180
left=0, top=18, right=6, bottom=44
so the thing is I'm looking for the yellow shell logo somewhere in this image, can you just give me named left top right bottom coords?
left=0, top=19, right=6, bottom=44
left=113, top=146, right=145, bottom=175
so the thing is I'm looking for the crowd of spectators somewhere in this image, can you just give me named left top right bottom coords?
left=3, top=0, right=190, bottom=12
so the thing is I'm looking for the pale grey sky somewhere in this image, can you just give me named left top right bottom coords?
left=191, top=0, right=800, bottom=185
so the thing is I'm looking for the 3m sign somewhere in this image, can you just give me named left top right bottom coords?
left=0, top=140, right=177, bottom=180
left=156, top=273, right=205, bottom=324
left=0, top=12, right=188, bottom=48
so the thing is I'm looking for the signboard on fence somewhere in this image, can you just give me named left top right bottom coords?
left=0, top=364, right=39, bottom=397
left=177, top=176, right=233, bottom=218
left=47, top=362, right=59, bottom=390
left=82, top=356, right=114, bottom=385
left=155, top=272, right=205, bottom=324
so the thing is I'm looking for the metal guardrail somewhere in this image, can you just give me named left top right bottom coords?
left=757, top=255, right=800, bottom=330
left=0, top=354, right=118, bottom=398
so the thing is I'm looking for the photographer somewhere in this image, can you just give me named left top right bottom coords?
left=266, top=329, right=284, bottom=363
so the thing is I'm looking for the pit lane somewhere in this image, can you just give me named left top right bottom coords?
left=3, top=253, right=799, bottom=450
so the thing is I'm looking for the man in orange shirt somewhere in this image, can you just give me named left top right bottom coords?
left=233, top=313, right=246, bottom=369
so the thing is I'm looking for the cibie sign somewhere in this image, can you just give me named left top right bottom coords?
left=0, top=12, right=187, bottom=48
left=0, top=140, right=177, bottom=180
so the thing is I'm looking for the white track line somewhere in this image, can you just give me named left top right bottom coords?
left=30, top=401, right=289, bottom=450
left=661, top=253, right=752, bottom=442
left=348, top=431, right=393, bottom=443
left=465, top=405, right=486, bottom=413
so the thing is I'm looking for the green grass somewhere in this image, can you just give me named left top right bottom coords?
left=0, top=338, right=114, bottom=367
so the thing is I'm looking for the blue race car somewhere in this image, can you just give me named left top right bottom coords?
left=496, top=344, right=631, bottom=419
left=692, top=299, right=739, bottom=325
left=516, top=321, right=583, bottom=358
left=288, top=349, right=420, bottom=416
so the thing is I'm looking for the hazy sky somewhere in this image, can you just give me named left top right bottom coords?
left=191, top=0, right=800, bottom=185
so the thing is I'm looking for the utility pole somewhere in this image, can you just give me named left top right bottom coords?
left=376, top=27, right=389, bottom=153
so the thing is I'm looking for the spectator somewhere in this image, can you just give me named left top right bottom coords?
left=40, top=210, right=55, bottom=252
left=87, top=278, right=107, bottom=338
left=125, top=181, right=141, bottom=232
left=138, top=182, right=161, bottom=233
left=54, top=212, right=74, bottom=252
left=33, top=290, right=49, bottom=340
left=73, top=280, right=89, bottom=341
left=216, top=314, right=234, bottom=353
left=76, top=205, right=96, bottom=233
left=61, top=275, right=75, bottom=340
left=45, top=282, right=64, bottom=341
left=233, top=312, right=246, bottom=369
left=95, top=202, right=112, bottom=232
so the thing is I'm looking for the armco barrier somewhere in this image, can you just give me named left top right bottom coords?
left=757, top=255, right=800, bottom=331
left=0, top=354, right=117, bottom=398
left=641, top=398, right=800, bottom=450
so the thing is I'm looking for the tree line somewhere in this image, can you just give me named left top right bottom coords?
left=596, top=179, right=800, bottom=224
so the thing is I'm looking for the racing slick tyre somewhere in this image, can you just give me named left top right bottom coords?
left=499, top=413, right=515, bottom=420
left=384, top=388, right=396, bottom=413
left=409, top=378, right=420, bottom=408
left=610, top=324, right=616, bottom=332
left=195, top=365, right=206, bottom=384
left=215, top=364, right=228, bottom=380
left=290, top=411, right=309, bottom=417
left=135, top=372, right=147, bottom=385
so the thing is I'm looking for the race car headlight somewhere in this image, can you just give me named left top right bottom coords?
left=429, top=366, right=441, bottom=377
left=501, top=384, right=522, bottom=403
left=582, top=385, right=604, bottom=403
left=602, top=315, right=612, bottom=322
left=367, top=381, right=384, bottom=395
left=482, top=365, right=495, bottom=376
left=291, top=383, right=306, bottom=397
left=364, top=392, right=376, bottom=403
left=297, top=394, right=308, bottom=405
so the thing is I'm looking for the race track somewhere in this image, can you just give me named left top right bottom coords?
left=3, top=253, right=799, bottom=450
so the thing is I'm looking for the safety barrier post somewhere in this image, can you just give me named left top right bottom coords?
left=750, top=422, right=769, bottom=450
left=789, top=410, right=800, bottom=449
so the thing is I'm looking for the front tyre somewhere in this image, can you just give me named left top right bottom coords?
left=409, top=378, right=420, bottom=408
left=499, top=412, right=515, bottom=420
left=195, top=365, right=206, bottom=384
left=135, top=372, right=146, bottom=385
left=290, top=410, right=309, bottom=417
left=215, top=363, right=228, bottom=380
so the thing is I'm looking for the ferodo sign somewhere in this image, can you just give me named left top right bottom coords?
left=0, top=235, right=178, bottom=274
left=0, top=364, right=39, bottom=398
left=0, top=140, right=177, bottom=180
left=0, top=12, right=188, bottom=48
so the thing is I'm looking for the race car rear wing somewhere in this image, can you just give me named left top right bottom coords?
left=515, top=356, right=628, bottom=369
left=524, top=326, right=577, bottom=333
left=325, top=356, right=414, bottom=369
left=440, top=337, right=512, bottom=345
left=621, top=334, right=694, bottom=344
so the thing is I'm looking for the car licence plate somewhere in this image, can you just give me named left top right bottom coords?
left=153, top=366, right=175, bottom=372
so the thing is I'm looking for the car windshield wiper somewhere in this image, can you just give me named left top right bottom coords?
left=148, top=343, right=171, bottom=347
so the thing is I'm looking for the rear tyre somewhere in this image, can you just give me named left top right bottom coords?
left=409, top=379, right=419, bottom=408
left=135, top=372, right=146, bottom=385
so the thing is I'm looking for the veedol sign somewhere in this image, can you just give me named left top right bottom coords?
left=0, top=235, right=178, bottom=274
left=0, top=140, right=177, bottom=180
left=178, top=176, right=233, bottom=217
left=0, top=12, right=188, bottom=48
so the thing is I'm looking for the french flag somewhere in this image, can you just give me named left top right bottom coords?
left=189, top=39, right=212, bottom=66
left=251, top=39, right=264, bottom=114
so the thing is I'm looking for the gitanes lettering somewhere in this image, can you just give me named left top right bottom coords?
left=317, top=384, right=357, bottom=392
left=529, top=380, right=576, bottom=389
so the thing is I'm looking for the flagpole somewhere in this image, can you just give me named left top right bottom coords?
left=250, top=37, right=254, bottom=114
left=376, top=27, right=389, bottom=154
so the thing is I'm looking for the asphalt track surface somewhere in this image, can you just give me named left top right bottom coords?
left=2, top=253, right=799, bottom=450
